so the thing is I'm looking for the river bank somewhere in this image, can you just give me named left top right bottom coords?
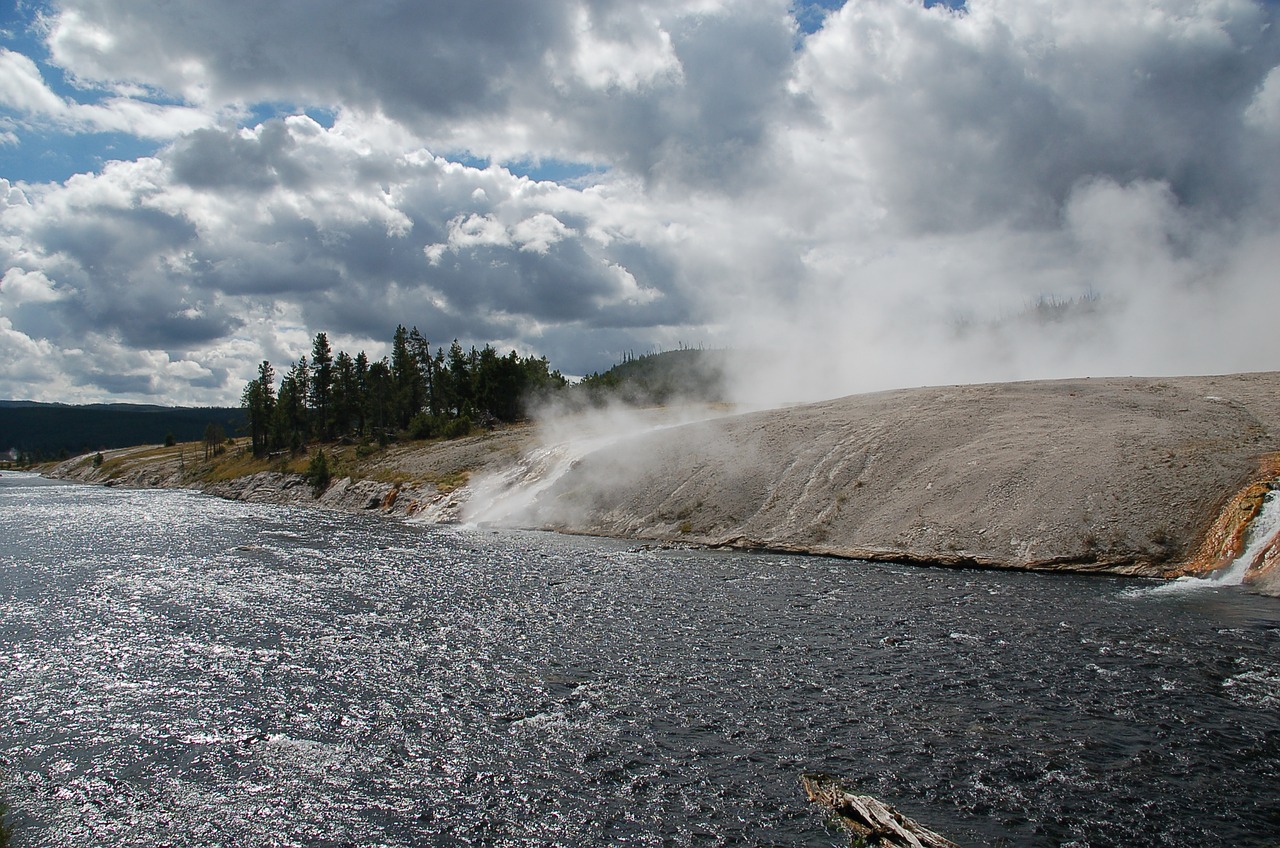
left=45, top=371, right=1280, bottom=594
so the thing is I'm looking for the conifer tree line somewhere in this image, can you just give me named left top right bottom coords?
left=241, top=325, right=566, bottom=456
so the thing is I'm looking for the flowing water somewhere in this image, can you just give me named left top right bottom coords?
left=1216, top=487, right=1280, bottom=585
left=2, top=472, right=1279, bottom=847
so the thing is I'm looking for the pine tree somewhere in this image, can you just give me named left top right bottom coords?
left=331, top=350, right=357, bottom=439
left=447, top=340, right=471, bottom=417
left=271, top=361, right=309, bottom=453
left=408, top=326, right=436, bottom=416
left=387, top=325, right=414, bottom=427
left=364, top=359, right=394, bottom=443
left=310, top=332, right=335, bottom=439
left=354, top=351, right=370, bottom=436
left=242, top=360, right=276, bottom=456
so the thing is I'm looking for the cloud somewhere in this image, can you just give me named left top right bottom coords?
left=0, top=111, right=707, bottom=399
left=0, top=47, right=215, bottom=139
left=0, top=48, right=67, bottom=114
left=791, top=0, right=1278, bottom=231
left=0, top=0, right=1277, bottom=406
left=39, top=1, right=801, bottom=182
left=554, top=3, right=685, bottom=92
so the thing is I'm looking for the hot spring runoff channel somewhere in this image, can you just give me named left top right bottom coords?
left=2, top=472, right=1279, bottom=846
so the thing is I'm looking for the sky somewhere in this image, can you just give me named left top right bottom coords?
left=1, top=0, right=1278, bottom=407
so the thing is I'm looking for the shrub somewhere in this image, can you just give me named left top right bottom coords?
left=407, top=412, right=439, bottom=440
left=408, top=413, right=473, bottom=440
left=442, top=417, right=473, bottom=439
left=305, top=449, right=331, bottom=496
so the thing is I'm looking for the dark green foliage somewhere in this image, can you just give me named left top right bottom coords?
left=390, top=325, right=421, bottom=428
left=578, top=347, right=731, bottom=406
left=363, top=360, right=395, bottom=443
left=239, top=327, right=567, bottom=455
left=163, top=433, right=177, bottom=447
left=330, top=350, right=358, bottom=439
left=406, top=412, right=443, bottom=440
left=406, top=412, right=470, bottom=440
left=446, top=340, right=470, bottom=416
left=0, top=401, right=245, bottom=460
left=269, top=358, right=310, bottom=454
left=305, top=449, right=331, bottom=496
left=242, top=360, right=276, bottom=457
left=441, top=416, right=473, bottom=439
left=92, top=452, right=104, bottom=467
left=310, top=332, right=335, bottom=439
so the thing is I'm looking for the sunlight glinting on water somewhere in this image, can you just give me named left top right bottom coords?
left=2, top=473, right=1279, bottom=847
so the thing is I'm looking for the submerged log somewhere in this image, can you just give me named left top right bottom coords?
left=801, top=773, right=960, bottom=848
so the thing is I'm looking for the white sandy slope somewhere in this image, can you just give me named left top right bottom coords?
left=510, top=373, right=1280, bottom=589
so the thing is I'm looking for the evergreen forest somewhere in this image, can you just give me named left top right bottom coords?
left=240, top=325, right=566, bottom=456
left=0, top=402, right=244, bottom=464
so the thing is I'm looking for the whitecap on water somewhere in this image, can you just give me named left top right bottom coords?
left=1223, top=661, right=1280, bottom=709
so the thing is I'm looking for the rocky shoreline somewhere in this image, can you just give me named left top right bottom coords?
left=46, top=371, right=1280, bottom=595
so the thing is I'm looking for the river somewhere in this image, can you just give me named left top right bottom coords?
left=2, top=471, right=1279, bottom=846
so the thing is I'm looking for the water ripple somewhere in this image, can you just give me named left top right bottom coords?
left=2, top=473, right=1279, bottom=845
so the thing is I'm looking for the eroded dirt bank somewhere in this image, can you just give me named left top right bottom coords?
left=45, top=372, right=1280, bottom=593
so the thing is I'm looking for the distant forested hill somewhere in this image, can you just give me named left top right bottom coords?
left=0, top=401, right=244, bottom=460
left=577, top=348, right=735, bottom=405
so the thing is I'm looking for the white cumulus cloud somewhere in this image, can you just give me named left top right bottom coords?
left=0, top=0, right=1275, bottom=404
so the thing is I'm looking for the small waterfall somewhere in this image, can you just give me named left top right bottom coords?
left=1212, top=485, right=1280, bottom=585
left=1129, top=483, right=1280, bottom=597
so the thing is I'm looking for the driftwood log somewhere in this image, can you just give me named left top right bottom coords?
left=801, top=773, right=960, bottom=848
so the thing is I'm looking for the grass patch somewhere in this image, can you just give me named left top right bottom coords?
left=431, top=470, right=471, bottom=493
left=96, top=441, right=204, bottom=479
left=192, top=441, right=274, bottom=483
left=367, top=469, right=417, bottom=486
left=67, top=434, right=492, bottom=501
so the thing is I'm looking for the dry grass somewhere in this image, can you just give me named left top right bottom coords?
left=98, top=442, right=193, bottom=477
left=194, top=444, right=275, bottom=483
left=190, top=439, right=474, bottom=493
left=430, top=470, right=470, bottom=493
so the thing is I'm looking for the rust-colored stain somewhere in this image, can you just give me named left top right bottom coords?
left=1249, top=535, right=1280, bottom=586
left=1179, top=452, right=1280, bottom=579
left=381, top=487, right=400, bottom=509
